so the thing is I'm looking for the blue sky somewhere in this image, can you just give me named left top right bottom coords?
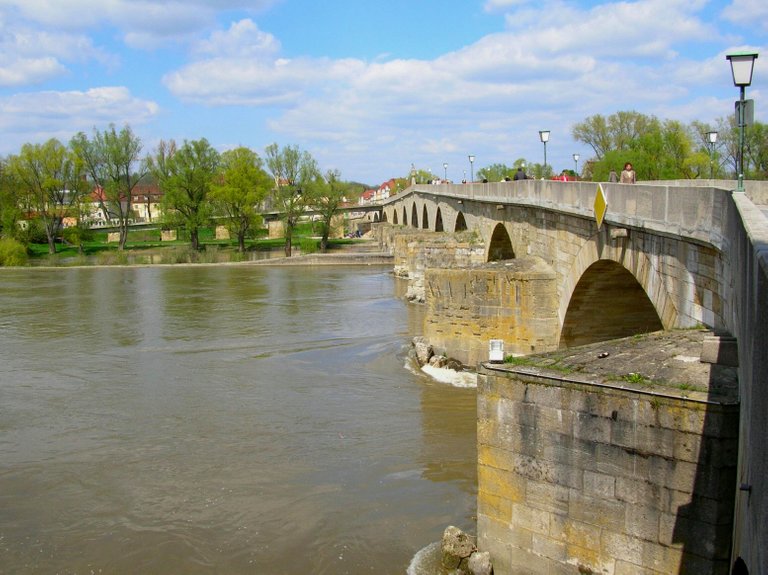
left=0, top=0, right=766, bottom=185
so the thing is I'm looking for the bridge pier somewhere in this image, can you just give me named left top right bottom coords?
left=424, top=257, right=560, bottom=366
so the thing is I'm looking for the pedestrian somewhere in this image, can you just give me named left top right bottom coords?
left=609, top=170, right=618, bottom=183
left=513, top=167, right=526, bottom=181
left=620, top=162, right=636, bottom=184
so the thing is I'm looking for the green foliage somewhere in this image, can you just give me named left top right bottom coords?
left=7, top=138, right=88, bottom=254
left=298, top=237, right=319, bottom=254
left=210, top=146, right=271, bottom=252
left=70, top=124, right=147, bottom=250
left=149, top=138, right=220, bottom=251
left=264, top=143, right=321, bottom=256
left=0, top=237, right=28, bottom=266
left=477, top=163, right=515, bottom=182
left=622, top=372, right=650, bottom=385
left=574, top=110, right=768, bottom=181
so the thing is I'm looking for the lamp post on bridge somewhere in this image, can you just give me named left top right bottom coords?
left=573, top=153, right=580, bottom=179
left=706, top=131, right=718, bottom=180
left=539, top=131, right=550, bottom=177
left=468, top=155, right=475, bottom=183
left=726, top=51, right=758, bottom=193
left=443, top=162, right=448, bottom=182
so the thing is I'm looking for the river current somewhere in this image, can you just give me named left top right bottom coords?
left=0, top=265, right=477, bottom=574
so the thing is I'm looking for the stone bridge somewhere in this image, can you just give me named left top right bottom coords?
left=376, top=179, right=768, bottom=574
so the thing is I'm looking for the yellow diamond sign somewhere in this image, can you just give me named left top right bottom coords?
left=594, top=183, right=608, bottom=228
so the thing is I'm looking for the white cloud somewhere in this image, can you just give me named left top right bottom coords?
left=193, top=18, right=280, bottom=58
left=0, top=57, right=65, bottom=86
left=0, top=24, right=113, bottom=85
left=722, top=0, right=768, bottom=31
left=0, top=87, right=159, bottom=148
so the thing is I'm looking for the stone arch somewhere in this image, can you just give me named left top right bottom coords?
left=392, top=209, right=398, bottom=225
left=560, top=260, right=663, bottom=348
left=487, top=223, right=516, bottom=261
left=454, top=212, right=467, bottom=232
left=422, top=205, right=429, bottom=229
left=732, top=557, right=749, bottom=575
left=402, top=206, right=407, bottom=226
left=435, top=207, right=444, bottom=232
left=373, top=212, right=380, bottom=222
left=411, top=203, right=418, bottom=228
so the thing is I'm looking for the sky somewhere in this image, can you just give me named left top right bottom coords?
left=0, top=0, right=766, bottom=186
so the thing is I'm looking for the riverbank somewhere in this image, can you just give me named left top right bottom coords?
left=246, top=251, right=393, bottom=266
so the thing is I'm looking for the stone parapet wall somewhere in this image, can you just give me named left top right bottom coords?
left=423, top=257, right=560, bottom=366
left=477, top=364, right=739, bottom=575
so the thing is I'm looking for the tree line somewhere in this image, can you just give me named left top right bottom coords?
left=0, top=125, right=362, bottom=258
left=441, top=111, right=768, bottom=183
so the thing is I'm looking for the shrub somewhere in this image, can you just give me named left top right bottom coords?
left=298, top=237, right=319, bottom=254
left=0, top=238, right=29, bottom=266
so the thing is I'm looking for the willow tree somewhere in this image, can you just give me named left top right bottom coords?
left=264, top=143, right=320, bottom=256
left=210, top=147, right=272, bottom=252
left=71, top=124, right=147, bottom=250
left=8, top=139, right=87, bottom=254
left=149, top=139, right=220, bottom=251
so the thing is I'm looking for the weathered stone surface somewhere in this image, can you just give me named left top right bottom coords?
left=441, top=526, right=477, bottom=570
left=468, top=551, right=493, bottom=575
left=476, top=330, right=738, bottom=575
left=412, top=336, right=433, bottom=366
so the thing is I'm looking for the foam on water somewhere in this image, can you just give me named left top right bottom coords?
left=421, top=364, right=478, bottom=388
left=406, top=541, right=441, bottom=575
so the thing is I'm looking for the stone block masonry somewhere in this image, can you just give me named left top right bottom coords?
left=424, top=257, right=561, bottom=366
left=477, top=331, right=739, bottom=575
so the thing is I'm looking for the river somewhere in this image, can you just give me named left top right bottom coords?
left=0, top=264, right=477, bottom=574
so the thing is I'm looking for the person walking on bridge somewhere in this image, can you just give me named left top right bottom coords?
left=513, top=166, right=527, bottom=181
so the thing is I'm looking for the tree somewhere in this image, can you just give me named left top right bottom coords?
left=210, top=147, right=271, bottom=252
left=148, top=139, right=220, bottom=251
left=0, top=157, right=24, bottom=239
left=572, top=114, right=611, bottom=159
left=313, top=169, right=348, bottom=252
left=746, top=121, right=768, bottom=179
left=7, top=139, right=87, bottom=254
left=264, top=143, right=320, bottom=256
left=70, top=124, right=147, bottom=250
left=477, top=163, right=514, bottom=182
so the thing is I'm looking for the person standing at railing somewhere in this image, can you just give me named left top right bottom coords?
left=620, top=162, right=636, bottom=183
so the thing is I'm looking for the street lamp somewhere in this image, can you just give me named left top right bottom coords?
left=443, top=162, right=448, bottom=181
left=726, top=51, right=758, bottom=192
left=539, top=131, right=550, bottom=175
left=468, top=155, right=475, bottom=182
left=706, top=131, right=718, bottom=179
left=573, top=153, right=580, bottom=178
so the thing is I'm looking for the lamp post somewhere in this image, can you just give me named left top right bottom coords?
left=726, top=52, right=758, bottom=192
left=706, top=131, right=718, bottom=179
left=573, top=153, right=580, bottom=178
left=443, top=162, right=448, bottom=181
left=539, top=131, right=550, bottom=176
left=468, top=155, right=475, bottom=182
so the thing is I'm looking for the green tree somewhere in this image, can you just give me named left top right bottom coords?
left=70, top=124, right=147, bottom=250
left=0, top=157, right=24, bottom=239
left=264, top=143, right=320, bottom=257
left=313, top=169, right=348, bottom=252
left=7, top=139, right=87, bottom=254
left=572, top=114, right=611, bottom=159
left=210, top=147, right=271, bottom=252
left=746, top=122, right=768, bottom=179
left=477, top=163, right=514, bottom=182
left=149, top=139, right=220, bottom=251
